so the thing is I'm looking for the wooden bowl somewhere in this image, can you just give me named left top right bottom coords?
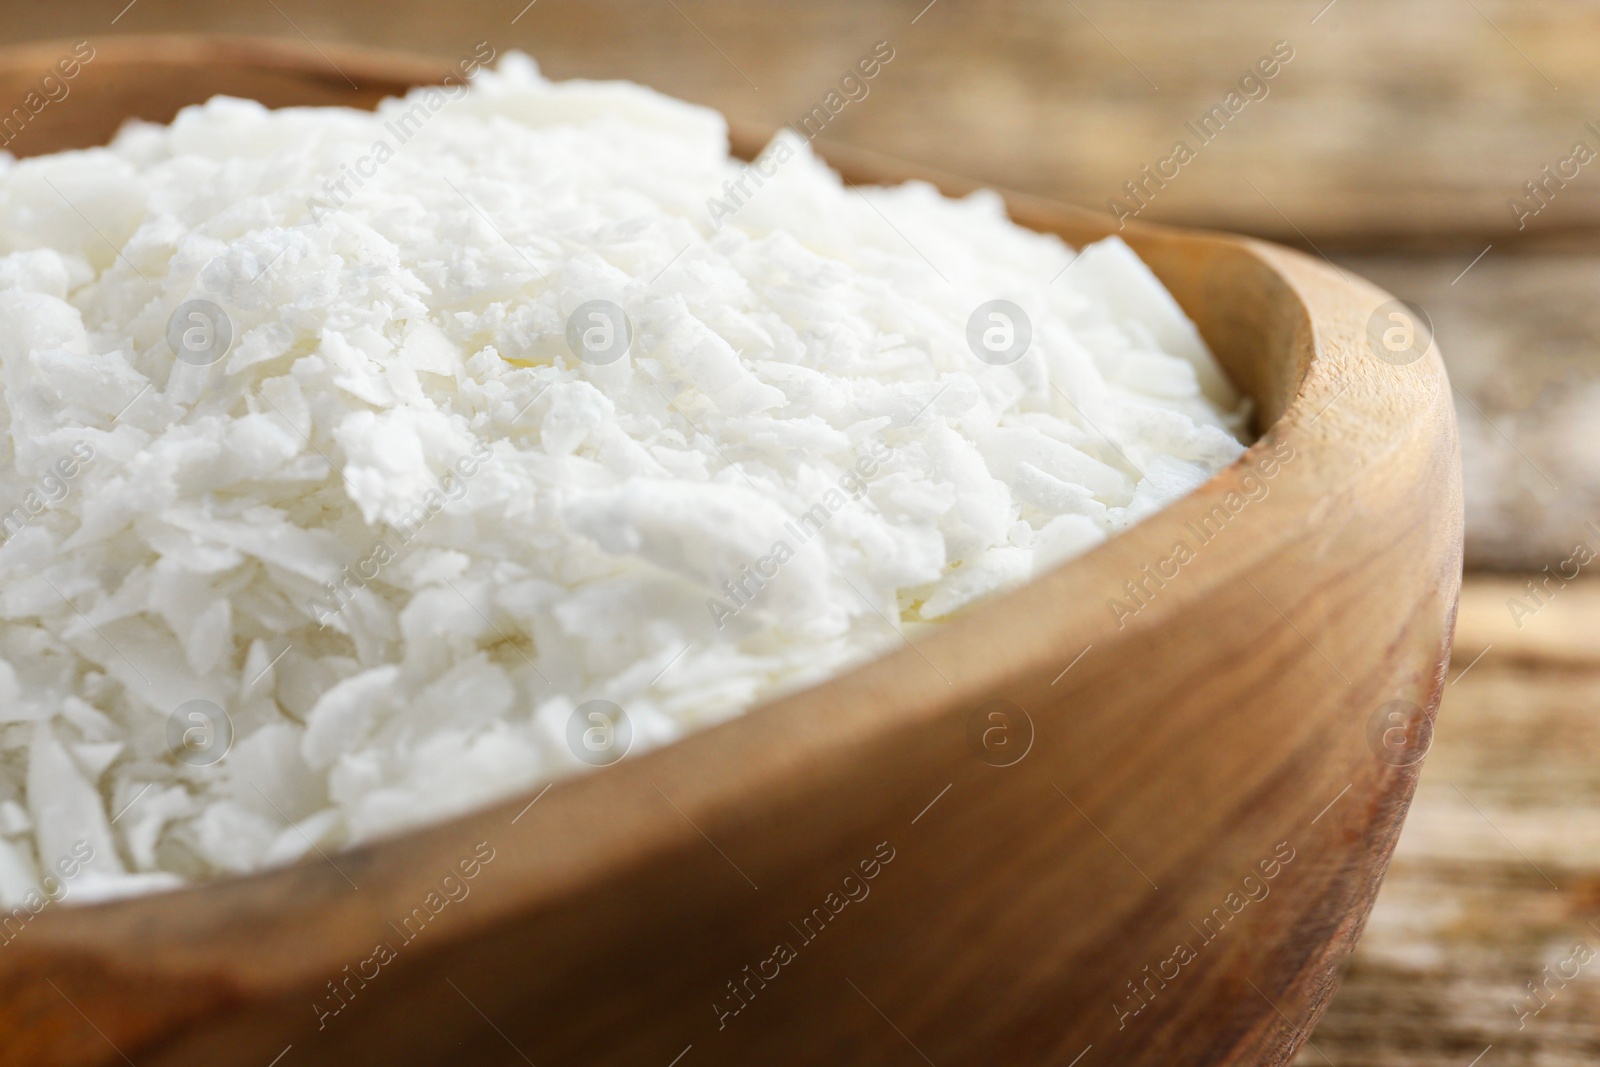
left=0, top=36, right=1462, bottom=1067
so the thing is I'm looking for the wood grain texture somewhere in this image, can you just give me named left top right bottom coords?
left=0, top=1, right=1597, bottom=249
left=1296, top=577, right=1600, bottom=1065
left=0, top=36, right=1463, bottom=1067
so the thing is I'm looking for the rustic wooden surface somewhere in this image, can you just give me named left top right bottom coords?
left=1295, top=577, right=1600, bottom=1066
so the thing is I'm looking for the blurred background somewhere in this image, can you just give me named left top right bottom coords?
left=8, top=1, right=1600, bottom=1062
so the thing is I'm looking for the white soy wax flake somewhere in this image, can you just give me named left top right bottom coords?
left=0, top=52, right=1249, bottom=898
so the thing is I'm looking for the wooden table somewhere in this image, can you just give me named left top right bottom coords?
left=1295, top=576, right=1600, bottom=1065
